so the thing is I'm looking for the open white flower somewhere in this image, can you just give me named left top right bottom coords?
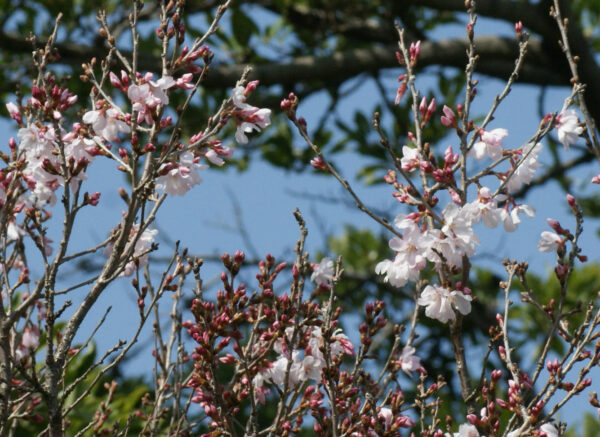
left=557, top=108, right=583, bottom=151
left=538, top=231, right=561, bottom=253
left=417, top=284, right=472, bottom=323
left=506, top=142, right=542, bottom=192
left=400, top=145, right=421, bottom=171
left=155, top=152, right=207, bottom=196
left=539, top=423, right=559, bottom=437
left=398, top=346, right=421, bottom=376
left=82, top=107, right=130, bottom=142
left=311, top=257, right=334, bottom=286
left=470, top=128, right=508, bottom=160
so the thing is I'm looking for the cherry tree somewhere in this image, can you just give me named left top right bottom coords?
left=0, top=0, right=598, bottom=436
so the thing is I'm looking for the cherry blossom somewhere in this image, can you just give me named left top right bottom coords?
left=463, top=187, right=502, bottom=229
left=505, top=142, right=542, bottom=192
left=104, top=225, right=158, bottom=277
left=441, top=203, right=479, bottom=257
left=311, top=257, right=335, bottom=286
left=417, top=284, right=472, bottom=323
left=231, top=84, right=272, bottom=144
left=16, top=326, right=40, bottom=360
left=470, top=128, right=508, bottom=160
left=127, top=74, right=175, bottom=124
left=155, top=152, right=207, bottom=196
left=256, top=325, right=353, bottom=391
left=539, top=423, right=559, bottom=437
left=446, top=423, right=480, bottom=437
left=398, top=345, right=421, bottom=376
left=501, top=204, right=535, bottom=232
left=400, top=145, right=421, bottom=172
left=376, top=219, right=431, bottom=286
left=202, top=144, right=234, bottom=166
left=82, top=107, right=130, bottom=142
left=556, top=108, right=583, bottom=151
left=537, top=231, right=562, bottom=252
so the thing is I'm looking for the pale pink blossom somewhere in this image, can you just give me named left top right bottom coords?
left=398, top=346, right=421, bottom=376
left=505, top=142, right=542, bottom=192
left=470, top=128, right=508, bottom=160
left=311, top=257, right=334, bottom=286
left=441, top=203, right=479, bottom=257
left=539, top=423, right=559, bottom=437
left=556, top=108, right=583, bottom=151
left=501, top=204, right=535, bottom=232
left=21, top=326, right=40, bottom=349
left=155, top=152, right=207, bottom=196
left=463, top=187, right=502, bottom=229
left=445, top=423, right=480, bottom=437
left=417, top=285, right=472, bottom=323
left=400, top=145, right=421, bottom=172
left=16, top=326, right=40, bottom=360
left=231, top=85, right=271, bottom=144
left=235, top=109, right=271, bottom=144
left=82, top=107, right=130, bottom=142
left=6, top=102, right=21, bottom=123
left=538, top=231, right=562, bottom=252
left=376, top=219, right=431, bottom=287
left=127, top=74, right=175, bottom=124
left=104, top=225, right=158, bottom=277
left=378, top=408, right=393, bottom=430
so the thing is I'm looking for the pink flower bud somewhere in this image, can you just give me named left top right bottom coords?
left=449, top=189, right=461, bottom=205
left=591, top=174, right=600, bottom=184
left=547, top=218, right=567, bottom=235
left=566, top=193, right=577, bottom=208
left=515, top=21, right=523, bottom=34
left=244, top=80, right=259, bottom=94
left=109, top=71, right=122, bottom=89
left=426, top=98, right=436, bottom=119
left=88, top=192, right=101, bottom=206
left=554, top=264, right=568, bottom=280
left=419, top=97, right=427, bottom=117
left=395, top=82, right=407, bottom=104
left=310, top=156, right=327, bottom=171
left=233, top=250, right=245, bottom=264
left=409, top=41, right=421, bottom=62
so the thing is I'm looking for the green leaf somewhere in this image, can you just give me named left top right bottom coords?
left=231, top=8, right=259, bottom=46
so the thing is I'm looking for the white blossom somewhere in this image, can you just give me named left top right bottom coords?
left=470, top=128, right=508, bottom=160
left=82, top=107, right=130, bottom=142
left=557, top=108, right=583, bottom=151
left=104, top=225, right=158, bottom=277
left=445, top=423, right=480, bottom=437
left=400, top=145, right=421, bottom=172
left=539, top=423, right=559, bottom=437
left=417, top=284, right=472, bottom=323
left=311, top=257, right=335, bottom=286
left=398, top=346, right=421, bottom=376
left=231, top=85, right=271, bottom=144
left=376, top=219, right=431, bottom=287
left=538, top=231, right=561, bottom=253
left=501, top=204, right=535, bottom=232
left=441, top=203, right=479, bottom=257
left=155, top=152, right=207, bottom=196
left=506, top=142, right=542, bottom=192
left=463, top=187, right=502, bottom=229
